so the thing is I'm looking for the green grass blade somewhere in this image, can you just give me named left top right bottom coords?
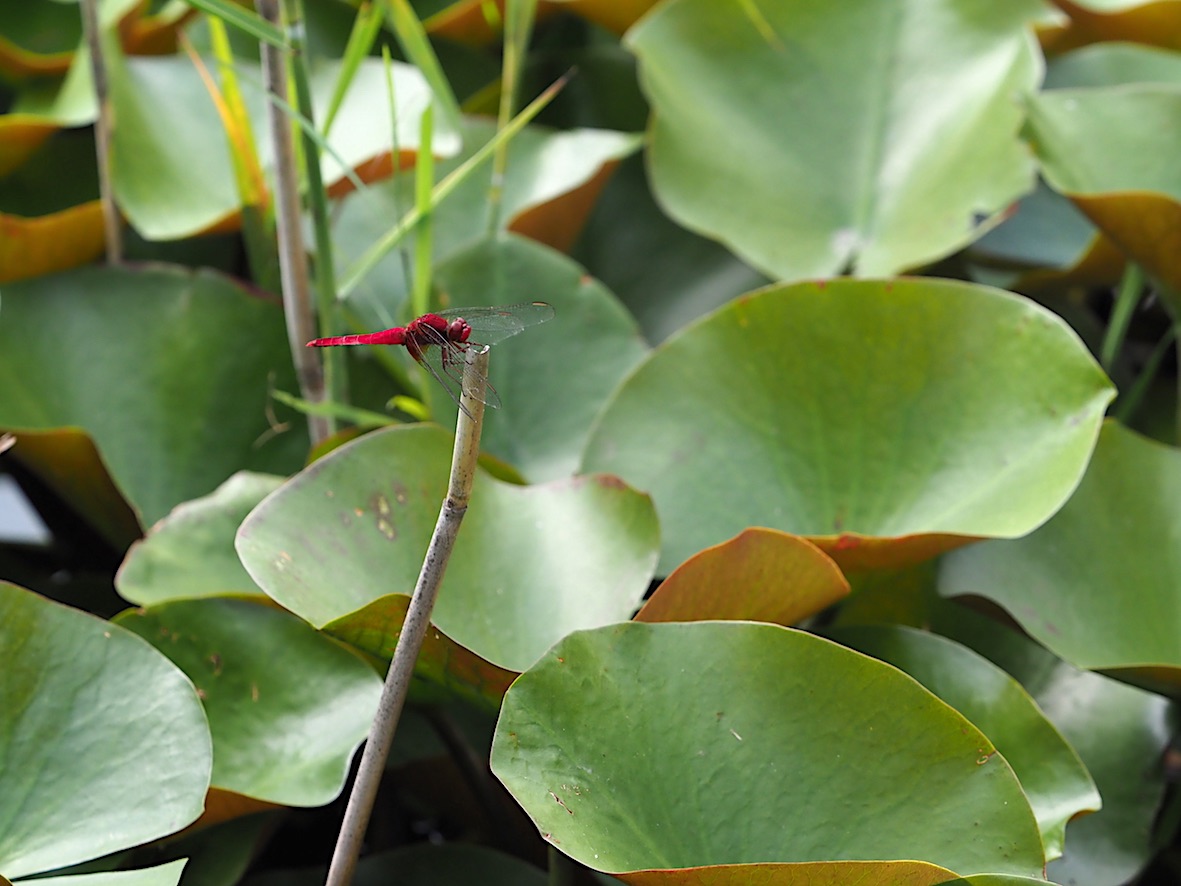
left=322, top=1, right=386, bottom=136
left=340, top=71, right=570, bottom=297
left=182, top=0, right=287, bottom=47
left=382, top=0, right=462, bottom=134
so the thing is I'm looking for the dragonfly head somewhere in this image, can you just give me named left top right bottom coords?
left=446, top=318, right=472, bottom=343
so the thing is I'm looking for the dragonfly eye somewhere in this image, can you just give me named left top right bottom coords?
left=447, top=319, right=471, bottom=342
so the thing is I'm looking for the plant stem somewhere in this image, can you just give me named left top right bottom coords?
left=1100, top=262, right=1144, bottom=372
left=340, top=72, right=568, bottom=297
left=547, top=846, right=576, bottom=886
left=79, top=0, right=122, bottom=263
left=488, top=0, right=538, bottom=232
left=283, top=0, right=346, bottom=430
left=324, top=348, right=490, bottom=886
left=255, top=0, right=330, bottom=445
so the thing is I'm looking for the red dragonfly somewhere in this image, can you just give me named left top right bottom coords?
left=307, top=302, right=554, bottom=415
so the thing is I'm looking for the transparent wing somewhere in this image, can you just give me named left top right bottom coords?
left=413, top=326, right=502, bottom=416
left=437, top=301, right=555, bottom=346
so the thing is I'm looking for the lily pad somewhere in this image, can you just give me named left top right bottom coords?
left=0, top=582, right=211, bottom=879
left=626, top=0, right=1041, bottom=278
left=115, top=596, right=382, bottom=807
left=0, top=264, right=306, bottom=527
left=827, top=624, right=1101, bottom=861
left=491, top=621, right=1044, bottom=876
left=581, top=278, right=1115, bottom=574
left=1026, top=84, right=1181, bottom=294
left=19, top=861, right=188, bottom=886
left=237, top=424, right=658, bottom=672
left=117, top=472, right=285, bottom=605
left=939, top=421, right=1181, bottom=695
left=932, top=603, right=1171, bottom=886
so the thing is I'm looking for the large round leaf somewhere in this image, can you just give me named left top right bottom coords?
left=0, top=265, right=306, bottom=526
left=1026, top=84, right=1181, bottom=294
left=115, top=597, right=382, bottom=807
left=236, top=424, right=658, bottom=672
left=932, top=603, right=1172, bottom=886
left=116, top=472, right=285, bottom=604
left=581, top=278, right=1115, bottom=574
left=827, top=624, right=1100, bottom=861
left=491, top=621, right=1044, bottom=876
left=626, top=0, right=1041, bottom=279
left=939, top=421, right=1181, bottom=694
left=0, top=582, right=211, bottom=879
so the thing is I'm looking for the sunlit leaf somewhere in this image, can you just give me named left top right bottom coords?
left=582, top=278, right=1114, bottom=574
left=116, top=597, right=382, bottom=806
left=492, top=621, right=1045, bottom=876
left=940, top=421, right=1181, bottom=695
left=236, top=424, right=658, bottom=672
left=0, top=583, right=211, bottom=878
left=626, top=0, right=1042, bottom=279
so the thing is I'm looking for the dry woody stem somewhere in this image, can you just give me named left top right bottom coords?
left=324, top=348, right=491, bottom=886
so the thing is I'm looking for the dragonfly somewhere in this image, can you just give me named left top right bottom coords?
left=307, top=302, right=554, bottom=416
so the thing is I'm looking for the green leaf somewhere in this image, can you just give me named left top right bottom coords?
left=428, top=235, right=650, bottom=480
left=1025, top=84, right=1181, bottom=294
left=337, top=119, right=639, bottom=303
left=932, top=604, right=1171, bottom=886
left=625, top=0, right=1042, bottom=278
left=827, top=625, right=1101, bottom=861
left=115, top=597, right=382, bottom=806
left=108, top=53, right=454, bottom=240
left=939, top=421, right=1181, bottom=695
left=236, top=425, right=658, bottom=672
left=20, top=861, right=189, bottom=886
left=491, top=621, right=1045, bottom=876
left=581, top=278, right=1115, bottom=574
left=0, top=265, right=305, bottom=527
left=116, top=472, right=285, bottom=605
left=0, top=583, right=211, bottom=879
left=572, top=154, right=770, bottom=344
left=1044, top=41, right=1181, bottom=90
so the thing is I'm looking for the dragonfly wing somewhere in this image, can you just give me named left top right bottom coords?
left=438, top=302, right=555, bottom=346
left=416, top=336, right=502, bottom=413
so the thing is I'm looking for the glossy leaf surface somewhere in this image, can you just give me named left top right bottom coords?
left=940, top=421, right=1181, bottom=694
left=117, top=472, right=284, bottom=604
left=0, top=583, right=210, bottom=878
left=237, top=425, right=658, bottom=671
left=116, top=597, right=381, bottom=806
left=0, top=265, right=305, bottom=526
left=828, top=624, right=1100, bottom=860
left=582, top=278, right=1114, bottom=574
left=627, top=0, right=1041, bottom=278
left=492, top=621, right=1044, bottom=876
left=932, top=604, right=1171, bottom=885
